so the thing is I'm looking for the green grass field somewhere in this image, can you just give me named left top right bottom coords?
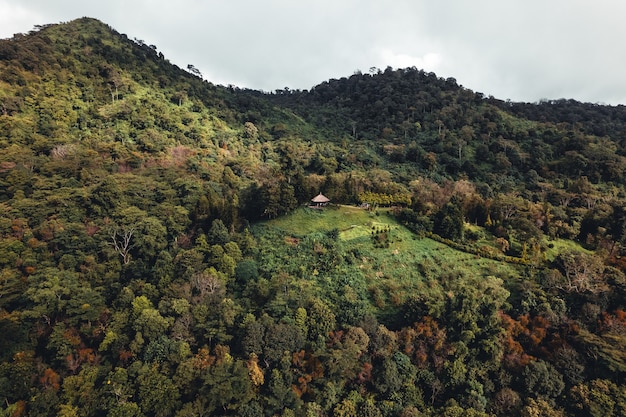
left=543, top=237, right=592, bottom=261
left=262, top=206, right=524, bottom=310
left=263, top=204, right=379, bottom=237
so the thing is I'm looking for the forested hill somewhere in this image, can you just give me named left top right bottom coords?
left=2, top=17, right=626, bottom=417
left=266, top=67, right=626, bottom=186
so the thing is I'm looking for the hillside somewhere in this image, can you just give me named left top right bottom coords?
left=1, top=17, right=626, bottom=416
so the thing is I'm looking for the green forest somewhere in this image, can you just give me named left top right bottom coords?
left=2, top=17, right=626, bottom=416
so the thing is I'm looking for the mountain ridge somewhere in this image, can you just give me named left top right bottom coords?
left=2, top=17, right=626, bottom=417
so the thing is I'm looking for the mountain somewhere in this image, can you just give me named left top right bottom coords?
left=2, top=17, right=626, bottom=416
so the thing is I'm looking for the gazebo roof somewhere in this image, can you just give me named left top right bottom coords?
left=311, top=192, right=330, bottom=203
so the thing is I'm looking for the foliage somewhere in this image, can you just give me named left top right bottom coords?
left=1, top=17, right=626, bottom=416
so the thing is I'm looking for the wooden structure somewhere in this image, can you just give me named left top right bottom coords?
left=310, top=192, right=330, bottom=208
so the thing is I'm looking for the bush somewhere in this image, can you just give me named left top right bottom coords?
left=465, top=228, right=484, bottom=242
left=235, top=259, right=259, bottom=284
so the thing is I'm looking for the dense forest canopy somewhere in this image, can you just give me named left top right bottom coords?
left=2, top=17, right=626, bottom=417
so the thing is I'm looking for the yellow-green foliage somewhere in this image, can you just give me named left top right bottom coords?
left=358, top=191, right=411, bottom=206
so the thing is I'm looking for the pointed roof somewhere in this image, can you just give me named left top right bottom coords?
left=311, top=192, right=330, bottom=203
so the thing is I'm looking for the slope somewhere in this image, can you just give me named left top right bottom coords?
left=1, top=17, right=626, bottom=417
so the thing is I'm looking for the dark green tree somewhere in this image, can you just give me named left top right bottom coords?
left=522, top=359, right=565, bottom=400
left=434, top=201, right=464, bottom=241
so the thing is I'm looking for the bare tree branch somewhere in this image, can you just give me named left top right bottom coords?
left=110, top=227, right=134, bottom=264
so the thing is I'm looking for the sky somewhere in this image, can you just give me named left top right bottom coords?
left=2, top=0, right=626, bottom=105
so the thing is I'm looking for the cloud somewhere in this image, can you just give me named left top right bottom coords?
left=376, top=50, right=442, bottom=73
left=0, top=2, right=44, bottom=38
left=2, top=0, right=626, bottom=104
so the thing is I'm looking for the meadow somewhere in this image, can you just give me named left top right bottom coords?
left=260, top=205, right=523, bottom=317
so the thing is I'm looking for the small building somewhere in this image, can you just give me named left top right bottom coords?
left=310, top=192, right=330, bottom=208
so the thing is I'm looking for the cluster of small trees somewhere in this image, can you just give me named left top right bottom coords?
left=358, top=191, right=411, bottom=208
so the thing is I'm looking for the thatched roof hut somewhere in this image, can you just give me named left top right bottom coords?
left=311, top=192, right=330, bottom=207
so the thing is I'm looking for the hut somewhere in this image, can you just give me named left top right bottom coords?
left=310, top=192, right=330, bottom=208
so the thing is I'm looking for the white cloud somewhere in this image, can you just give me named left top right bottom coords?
left=2, top=0, right=626, bottom=104
left=0, top=2, right=43, bottom=38
left=377, top=50, right=442, bottom=73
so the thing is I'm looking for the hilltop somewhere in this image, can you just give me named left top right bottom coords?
left=1, top=17, right=626, bottom=416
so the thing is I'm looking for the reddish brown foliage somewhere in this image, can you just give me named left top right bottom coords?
left=66, top=348, right=99, bottom=373
left=327, top=330, right=345, bottom=347
left=84, top=222, right=100, bottom=237
left=11, top=219, right=27, bottom=239
left=599, top=309, right=626, bottom=334
left=0, top=161, right=16, bottom=172
left=63, top=327, right=82, bottom=347
left=398, top=316, right=451, bottom=370
left=498, top=311, right=577, bottom=369
left=118, top=349, right=133, bottom=363
left=607, top=255, right=626, bottom=272
left=358, top=362, right=373, bottom=383
left=10, top=400, right=26, bottom=417
left=175, top=232, right=193, bottom=249
left=292, top=350, right=324, bottom=398
left=40, top=368, right=60, bottom=391
left=500, top=311, right=533, bottom=369
left=192, top=347, right=216, bottom=370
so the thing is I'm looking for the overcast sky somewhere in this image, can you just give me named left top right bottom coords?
left=2, top=0, right=626, bottom=105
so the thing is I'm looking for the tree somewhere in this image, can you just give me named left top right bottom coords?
left=132, top=295, right=172, bottom=341
left=186, top=64, right=202, bottom=79
left=137, top=363, right=180, bottom=416
left=361, top=398, right=383, bottom=417
left=243, top=121, right=259, bottom=141
left=200, top=353, right=255, bottom=414
left=242, top=315, right=267, bottom=357
left=246, top=353, right=265, bottom=387
left=552, top=346, right=585, bottom=386
left=522, top=360, right=565, bottom=400
left=433, top=201, right=464, bottom=241
left=23, top=268, right=104, bottom=328
left=107, top=402, right=144, bottom=417
left=110, top=226, right=134, bottom=265
left=333, top=398, right=358, bottom=417
left=459, top=125, right=474, bottom=154
left=554, top=251, right=608, bottom=294
left=491, top=388, right=522, bottom=416
left=307, top=299, right=336, bottom=344
left=235, top=259, right=259, bottom=285
left=60, top=366, right=100, bottom=416
left=90, top=177, right=124, bottom=216
left=325, top=327, right=370, bottom=381
left=106, top=206, right=168, bottom=267
left=569, top=379, right=626, bottom=417
left=207, top=219, right=230, bottom=245
left=263, top=322, right=305, bottom=365
left=520, top=397, right=566, bottom=417
left=376, top=357, right=403, bottom=397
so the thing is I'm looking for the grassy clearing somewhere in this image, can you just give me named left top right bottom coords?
left=264, top=205, right=406, bottom=241
left=262, top=206, right=523, bottom=310
left=264, top=205, right=386, bottom=237
left=544, top=238, right=592, bottom=261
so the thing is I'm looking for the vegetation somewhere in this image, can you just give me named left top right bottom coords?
left=1, top=17, right=626, bottom=416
